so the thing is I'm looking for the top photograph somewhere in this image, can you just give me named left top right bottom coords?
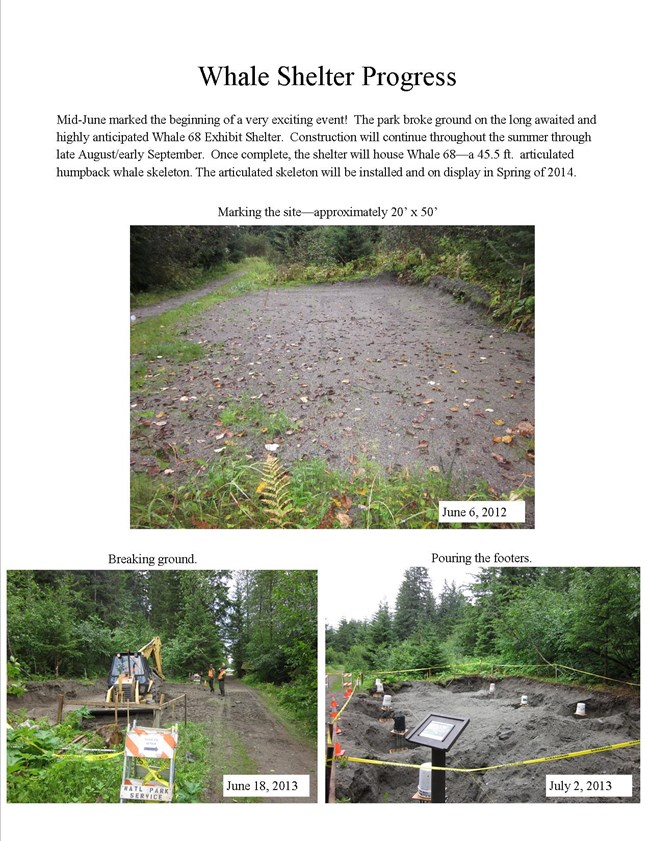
left=130, top=225, right=534, bottom=529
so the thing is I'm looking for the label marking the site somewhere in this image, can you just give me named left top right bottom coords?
left=438, top=501, right=525, bottom=523
left=546, top=775, right=633, bottom=797
left=223, top=774, right=310, bottom=797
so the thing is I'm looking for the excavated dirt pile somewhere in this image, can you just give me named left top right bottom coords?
left=332, top=677, right=640, bottom=803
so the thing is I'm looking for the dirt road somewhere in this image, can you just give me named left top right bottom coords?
left=177, top=678, right=317, bottom=802
left=131, top=270, right=246, bottom=320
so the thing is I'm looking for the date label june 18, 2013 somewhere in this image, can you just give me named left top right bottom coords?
left=546, top=775, right=632, bottom=797
left=438, top=500, right=525, bottom=523
left=223, top=775, right=310, bottom=798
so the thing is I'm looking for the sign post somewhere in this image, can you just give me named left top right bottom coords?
left=405, top=713, right=469, bottom=803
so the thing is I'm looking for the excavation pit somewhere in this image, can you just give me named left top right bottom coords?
left=332, top=677, right=639, bottom=803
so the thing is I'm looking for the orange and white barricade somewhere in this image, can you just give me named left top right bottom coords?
left=120, top=721, right=179, bottom=803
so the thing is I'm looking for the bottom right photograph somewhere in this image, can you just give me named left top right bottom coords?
left=325, top=566, right=640, bottom=803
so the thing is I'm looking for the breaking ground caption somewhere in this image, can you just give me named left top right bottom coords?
left=223, top=774, right=310, bottom=797
left=546, top=775, right=632, bottom=797
left=438, top=501, right=525, bottom=523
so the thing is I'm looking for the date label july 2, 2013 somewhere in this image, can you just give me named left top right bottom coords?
left=223, top=775, right=310, bottom=798
left=438, top=500, right=525, bottom=523
left=546, top=775, right=633, bottom=797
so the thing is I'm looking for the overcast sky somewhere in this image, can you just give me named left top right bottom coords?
left=322, top=565, right=478, bottom=627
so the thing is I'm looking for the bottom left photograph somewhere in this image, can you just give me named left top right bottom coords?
left=6, top=569, right=317, bottom=803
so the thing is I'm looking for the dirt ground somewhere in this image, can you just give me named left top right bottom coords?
left=131, top=275, right=534, bottom=524
left=329, top=677, right=640, bottom=803
left=8, top=678, right=316, bottom=803
left=131, top=270, right=246, bottom=320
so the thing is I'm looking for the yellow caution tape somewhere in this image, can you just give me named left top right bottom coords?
left=332, top=740, right=640, bottom=773
left=55, top=750, right=124, bottom=763
left=551, top=664, right=640, bottom=687
left=136, top=759, right=171, bottom=787
left=332, top=687, right=356, bottom=721
left=365, top=662, right=639, bottom=687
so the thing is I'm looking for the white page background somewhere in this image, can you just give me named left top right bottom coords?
left=1, top=0, right=646, bottom=833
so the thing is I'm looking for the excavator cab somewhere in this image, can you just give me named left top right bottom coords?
left=106, top=638, right=164, bottom=704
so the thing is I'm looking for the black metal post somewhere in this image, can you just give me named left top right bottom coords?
left=430, top=748, right=446, bottom=803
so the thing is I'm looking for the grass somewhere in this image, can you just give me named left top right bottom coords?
left=130, top=257, right=277, bottom=392
left=207, top=718, right=260, bottom=803
left=242, top=676, right=317, bottom=742
left=218, top=400, right=300, bottom=438
left=131, top=451, right=528, bottom=529
left=6, top=709, right=209, bottom=803
left=130, top=261, right=243, bottom=308
left=346, top=657, right=638, bottom=693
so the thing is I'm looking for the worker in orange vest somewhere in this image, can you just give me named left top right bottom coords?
left=207, top=664, right=216, bottom=693
left=217, top=665, right=227, bottom=697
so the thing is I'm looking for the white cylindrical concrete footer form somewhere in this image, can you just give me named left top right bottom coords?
left=575, top=702, right=587, bottom=716
left=418, top=763, right=432, bottom=798
left=520, top=695, right=528, bottom=706
left=382, top=694, right=392, bottom=708
left=489, top=683, right=496, bottom=694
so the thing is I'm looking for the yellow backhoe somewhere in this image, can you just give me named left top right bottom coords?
left=106, top=637, right=164, bottom=704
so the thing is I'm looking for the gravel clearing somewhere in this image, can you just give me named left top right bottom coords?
left=131, top=275, right=534, bottom=524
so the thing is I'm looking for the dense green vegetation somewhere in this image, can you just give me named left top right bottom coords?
left=6, top=570, right=317, bottom=801
left=6, top=711, right=207, bottom=803
left=7, top=569, right=316, bottom=697
left=130, top=225, right=534, bottom=332
left=131, top=453, right=517, bottom=530
left=327, top=567, right=640, bottom=686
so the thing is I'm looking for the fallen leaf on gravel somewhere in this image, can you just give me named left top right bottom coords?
left=450, top=407, right=459, bottom=412
left=215, top=433, right=226, bottom=440
left=265, top=443, right=280, bottom=452
left=214, top=447, right=226, bottom=454
left=429, top=465, right=441, bottom=473
left=494, top=419, right=505, bottom=426
left=163, top=468, right=174, bottom=475
left=341, top=379, right=350, bottom=384
left=491, top=452, right=512, bottom=467
left=155, top=412, right=166, bottom=418
left=485, top=408, right=494, bottom=413
left=423, top=399, right=434, bottom=404
left=493, top=435, right=513, bottom=444
left=513, top=420, right=535, bottom=437
left=299, top=396, right=309, bottom=403
left=153, top=421, right=167, bottom=427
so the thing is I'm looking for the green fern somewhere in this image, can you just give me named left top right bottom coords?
left=257, top=455, right=294, bottom=528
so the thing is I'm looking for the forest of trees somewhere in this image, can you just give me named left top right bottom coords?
left=6, top=570, right=317, bottom=714
left=327, top=567, right=640, bottom=683
left=130, top=225, right=534, bottom=331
